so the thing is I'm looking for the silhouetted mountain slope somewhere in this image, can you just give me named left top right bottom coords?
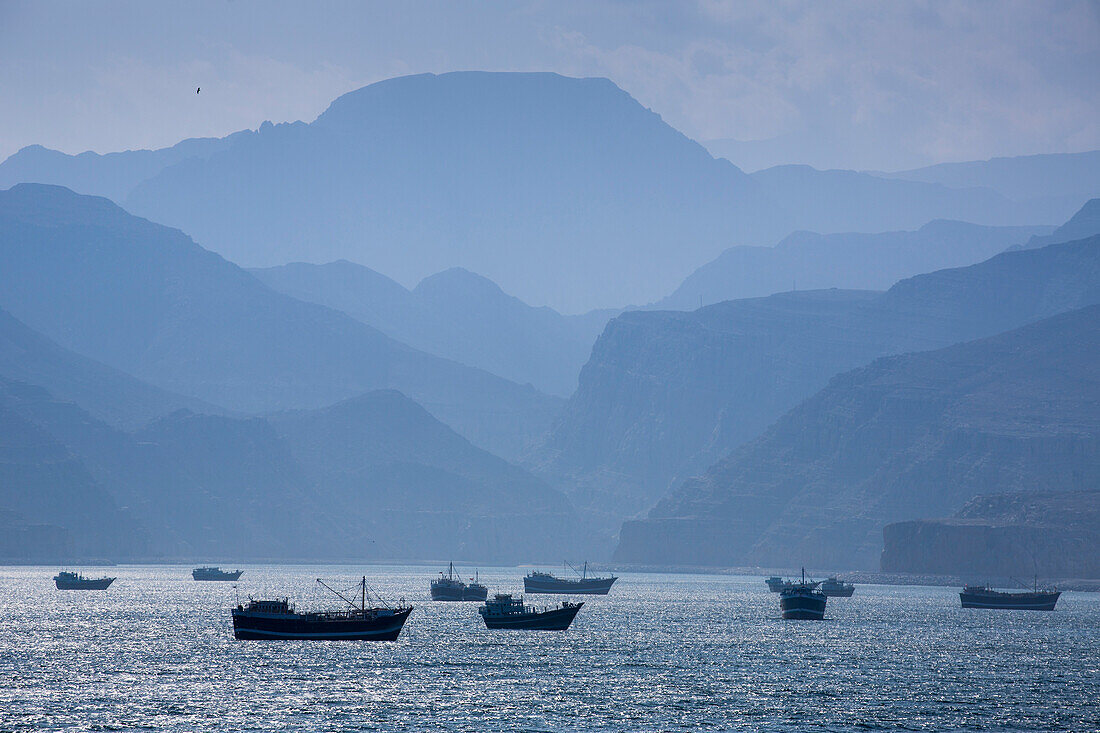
left=0, top=183, right=561, bottom=459
left=269, top=390, right=583, bottom=561
left=617, top=305, right=1100, bottom=569
left=536, top=234, right=1100, bottom=531
left=882, top=490, right=1100, bottom=578
left=0, top=373, right=582, bottom=561
left=252, top=260, right=613, bottom=396
left=0, top=380, right=147, bottom=558
left=0, top=378, right=331, bottom=558
left=0, top=136, right=243, bottom=203
left=1012, top=198, right=1100, bottom=251
left=658, top=220, right=1050, bottom=310
left=0, top=307, right=214, bottom=429
left=879, top=150, right=1100, bottom=222
left=122, top=71, right=773, bottom=311
left=0, top=73, right=1054, bottom=311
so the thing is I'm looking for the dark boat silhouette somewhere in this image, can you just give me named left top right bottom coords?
left=524, top=561, right=616, bottom=595
left=232, top=576, right=412, bottom=640
left=193, top=566, right=243, bottom=581
left=54, top=571, right=115, bottom=590
left=478, top=593, right=582, bottom=630
left=820, top=576, right=855, bottom=597
left=430, top=562, right=488, bottom=601
left=779, top=568, right=827, bottom=620
left=765, top=574, right=822, bottom=593
left=960, top=578, right=1060, bottom=611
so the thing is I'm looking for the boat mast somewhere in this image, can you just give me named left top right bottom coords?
left=362, top=576, right=366, bottom=611
left=316, top=578, right=364, bottom=611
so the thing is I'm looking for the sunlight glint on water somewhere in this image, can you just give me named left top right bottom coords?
left=2, top=565, right=1097, bottom=731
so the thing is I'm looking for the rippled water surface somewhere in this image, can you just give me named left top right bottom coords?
left=1, top=565, right=1098, bottom=731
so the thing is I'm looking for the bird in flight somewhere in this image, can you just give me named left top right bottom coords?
left=196, top=87, right=201, bottom=94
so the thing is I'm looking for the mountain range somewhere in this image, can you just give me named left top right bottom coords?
left=656, top=220, right=1051, bottom=311
left=0, top=72, right=1084, bottom=312
left=0, top=311, right=581, bottom=562
left=534, top=218, right=1100, bottom=534
left=617, top=304, right=1100, bottom=569
left=0, top=183, right=559, bottom=460
left=878, top=150, right=1100, bottom=223
left=251, top=260, right=612, bottom=397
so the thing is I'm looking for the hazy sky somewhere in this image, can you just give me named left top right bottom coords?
left=1, top=0, right=1097, bottom=170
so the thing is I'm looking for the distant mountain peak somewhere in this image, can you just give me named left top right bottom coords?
left=1014, top=197, right=1100, bottom=250
left=414, top=266, right=507, bottom=299
left=315, top=71, right=628, bottom=128
left=1, top=182, right=132, bottom=228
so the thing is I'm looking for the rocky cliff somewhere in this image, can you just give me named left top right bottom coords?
left=536, top=231, right=1100, bottom=531
left=615, top=304, right=1100, bottom=569
left=881, top=490, right=1100, bottom=578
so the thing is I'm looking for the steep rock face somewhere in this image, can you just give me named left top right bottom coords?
left=881, top=491, right=1100, bottom=578
left=537, top=233, right=1100, bottom=529
left=616, top=305, right=1100, bottom=569
left=0, top=184, right=561, bottom=460
left=252, top=261, right=612, bottom=397
left=658, top=220, right=1051, bottom=311
left=1012, top=198, right=1100, bottom=251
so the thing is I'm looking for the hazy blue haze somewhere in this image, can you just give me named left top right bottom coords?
left=2, top=565, right=1098, bottom=731
left=537, top=229, right=1100, bottom=534
left=657, top=220, right=1052, bottom=311
left=252, top=261, right=612, bottom=397
left=3, top=74, right=1088, bottom=311
left=2, top=2, right=1097, bottom=171
left=0, top=184, right=560, bottom=460
left=619, top=304, right=1100, bottom=568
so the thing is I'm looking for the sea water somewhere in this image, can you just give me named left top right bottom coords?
left=1, top=564, right=1097, bottom=731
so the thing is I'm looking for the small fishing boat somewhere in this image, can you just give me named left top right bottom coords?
left=232, top=576, right=413, bottom=640
left=960, top=577, right=1060, bottom=611
left=779, top=568, right=827, bottom=620
left=54, top=571, right=115, bottom=590
left=193, top=567, right=243, bottom=581
left=819, top=576, right=855, bottom=597
left=524, top=562, right=616, bottom=595
left=478, top=593, right=582, bottom=630
left=430, top=562, right=488, bottom=601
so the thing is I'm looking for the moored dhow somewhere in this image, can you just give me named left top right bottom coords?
left=779, top=568, right=827, bottom=620
left=765, top=575, right=822, bottom=593
left=959, top=582, right=1060, bottom=611
left=232, top=576, right=412, bottom=640
left=765, top=576, right=786, bottom=592
left=54, top=571, right=115, bottom=590
left=430, top=562, right=488, bottom=601
left=524, top=562, right=616, bottom=595
left=193, top=566, right=243, bottom=581
left=820, top=576, right=855, bottom=597
left=478, top=593, right=583, bottom=630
